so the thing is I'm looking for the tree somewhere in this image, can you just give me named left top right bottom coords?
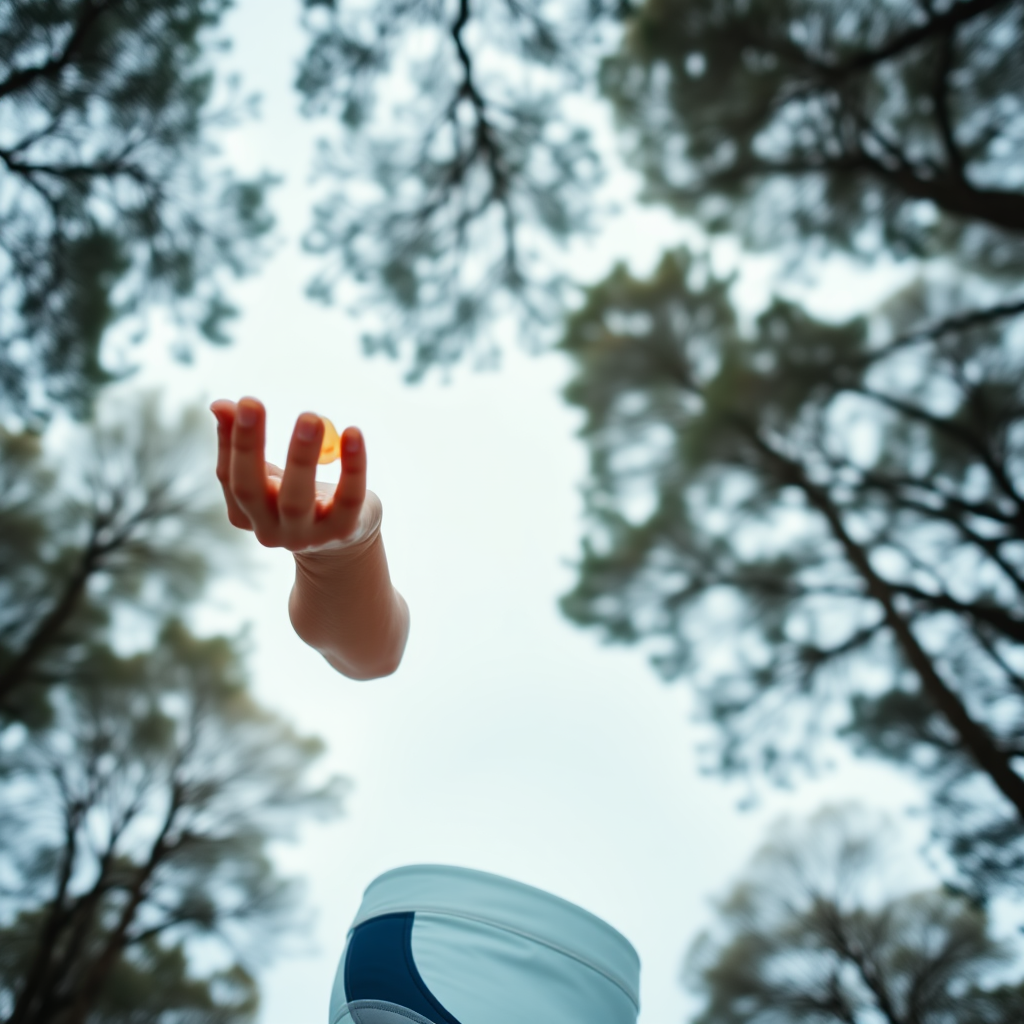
left=558, top=249, right=1024, bottom=897
left=600, top=0, right=1024, bottom=275
left=297, top=0, right=1024, bottom=894
left=295, top=0, right=1024, bottom=378
left=0, top=402, right=227, bottom=724
left=686, top=805, right=1024, bottom=1024
left=0, top=0, right=275, bottom=422
left=295, top=0, right=624, bottom=378
left=0, top=403, right=345, bottom=1023
left=555, top=0, right=1024, bottom=899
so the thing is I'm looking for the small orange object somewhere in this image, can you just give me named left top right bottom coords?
left=318, top=416, right=342, bottom=464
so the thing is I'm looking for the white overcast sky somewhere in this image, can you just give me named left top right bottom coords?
left=116, top=3, right=938, bottom=1022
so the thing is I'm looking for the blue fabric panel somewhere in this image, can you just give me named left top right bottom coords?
left=343, top=913, right=462, bottom=1024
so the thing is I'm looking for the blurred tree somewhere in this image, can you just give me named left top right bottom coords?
left=0, top=0, right=275, bottom=422
left=296, top=0, right=1023, bottom=377
left=0, top=403, right=345, bottom=1023
left=686, top=805, right=1024, bottom=1024
left=303, top=0, right=1024, bottom=898
left=295, top=0, right=627, bottom=379
left=601, top=0, right=1024, bottom=275
left=559, top=250, right=1024, bottom=897
left=0, top=402, right=228, bottom=724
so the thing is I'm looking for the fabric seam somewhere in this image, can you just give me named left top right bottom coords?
left=335, top=999, right=438, bottom=1024
left=402, top=913, right=463, bottom=1024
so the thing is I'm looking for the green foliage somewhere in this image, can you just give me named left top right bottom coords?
left=0, top=400, right=233, bottom=726
left=89, top=944, right=258, bottom=1023
left=294, top=0, right=1024, bottom=377
left=296, top=0, right=623, bottom=378
left=559, top=249, right=1024, bottom=895
left=686, top=805, right=1024, bottom=1024
left=0, top=399, right=345, bottom=1023
left=0, top=0, right=276, bottom=422
left=602, top=0, right=1024, bottom=272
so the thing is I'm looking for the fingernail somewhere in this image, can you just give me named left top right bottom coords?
left=237, top=403, right=257, bottom=428
left=343, top=431, right=362, bottom=454
left=296, top=416, right=318, bottom=442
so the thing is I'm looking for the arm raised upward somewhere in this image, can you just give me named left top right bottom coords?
left=211, top=396, right=409, bottom=680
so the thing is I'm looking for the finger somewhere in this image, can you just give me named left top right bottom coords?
left=328, top=427, right=367, bottom=537
left=229, top=396, right=279, bottom=544
left=210, top=401, right=253, bottom=531
left=278, top=414, right=323, bottom=534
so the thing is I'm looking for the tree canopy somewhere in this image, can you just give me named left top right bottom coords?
left=294, top=0, right=1024, bottom=377
left=686, top=805, right=1024, bottom=1024
left=558, top=248, right=1024, bottom=898
left=0, top=402, right=344, bottom=1023
left=0, top=401, right=230, bottom=725
left=601, top=0, right=1024, bottom=273
left=0, top=0, right=274, bottom=421
left=543, top=0, right=1024, bottom=903
left=296, top=0, right=626, bottom=378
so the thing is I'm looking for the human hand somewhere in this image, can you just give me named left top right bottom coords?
left=211, top=396, right=379, bottom=553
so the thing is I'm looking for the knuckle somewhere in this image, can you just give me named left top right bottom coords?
left=278, top=500, right=309, bottom=520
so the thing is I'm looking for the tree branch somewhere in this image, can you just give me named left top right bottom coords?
left=0, top=152, right=150, bottom=186
left=818, top=0, right=1010, bottom=84
left=63, top=784, right=184, bottom=1024
left=0, top=473, right=196, bottom=710
left=885, top=581, right=1024, bottom=643
left=972, top=624, right=1024, bottom=697
left=692, top=140, right=1024, bottom=235
left=850, top=474, right=1024, bottom=595
left=851, top=466, right=1020, bottom=524
left=7, top=798, right=85, bottom=1024
left=739, top=418, right=1024, bottom=822
left=0, top=519, right=105, bottom=710
left=931, top=25, right=964, bottom=180
left=21, top=752, right=153, bottom=1024
left=863, top=299, right=1024, bottom=365
left=449, top=0, right=518, bottom=272
left=819, top=904, right=903, bottom=1024
left=0, top=0, right=119, bottom=101
left=850, top=385, right=1024, bottom=513
left=802, top=621, right=888, bottom=670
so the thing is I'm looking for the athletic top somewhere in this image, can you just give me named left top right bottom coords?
left=329, top=864, right=641, bottom=1024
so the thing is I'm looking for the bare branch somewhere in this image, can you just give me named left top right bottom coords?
left=817, top=0, right=1010, bottom=84
left=931, top=26, right=965, bottom=180
left=0, top=0, right=119, bottom=101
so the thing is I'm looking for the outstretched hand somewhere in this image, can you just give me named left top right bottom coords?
left=211, top=396, right=377, bottom=552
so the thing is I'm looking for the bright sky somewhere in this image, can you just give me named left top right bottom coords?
left=122, top=3, right=932, bottom=1022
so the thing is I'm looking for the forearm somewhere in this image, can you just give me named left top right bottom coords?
left=288, top=524, right=409, bottom=680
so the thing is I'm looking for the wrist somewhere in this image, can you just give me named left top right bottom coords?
left=292, top=490, right=383, bottom=576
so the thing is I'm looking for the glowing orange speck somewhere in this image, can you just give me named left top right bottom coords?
left=318, top=416, right=341, bottom=464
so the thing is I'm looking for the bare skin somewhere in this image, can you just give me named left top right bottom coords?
left=211, top=396, right=409, bottom=680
